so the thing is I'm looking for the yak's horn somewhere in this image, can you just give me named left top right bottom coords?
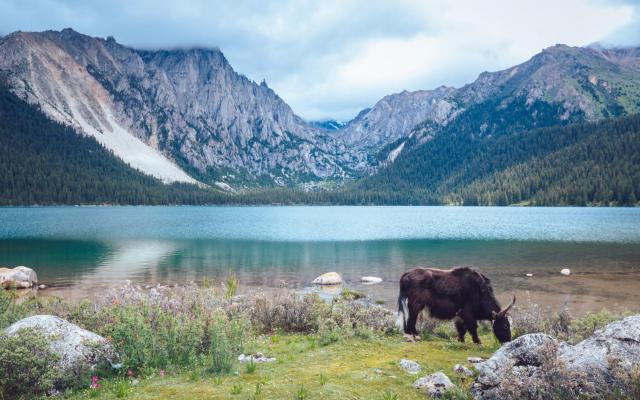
left=499, top=294, right=516, bottom=317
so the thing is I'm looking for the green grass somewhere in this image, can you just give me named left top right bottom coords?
left=67, top=333, right=498, bottom=399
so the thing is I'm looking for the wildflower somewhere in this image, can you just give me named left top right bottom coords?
left=90, top=375, right=101, bottom=389
left=128, top=369, right=134, bottom=377
left=160, top=369, right=165, bottom=377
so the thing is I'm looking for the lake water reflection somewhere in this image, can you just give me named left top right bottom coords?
left=1, top=206, right=639, bottom=312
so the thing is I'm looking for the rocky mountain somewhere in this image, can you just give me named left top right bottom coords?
left=0, top=28, right=354, bottom=188
left=338, top=86, right=459, bottom=152
left=0, top=29, right=638, bottom=194
left=336, top=44, right=640, bottom=166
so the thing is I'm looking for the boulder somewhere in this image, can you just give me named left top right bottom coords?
left=312, top=272, right=342, bottom=285
left=454, top=363, right=474, bottom=377
left=414, top=372, right=455, bottom=398
left=472, top=316, right=640, bottom=399
left=4, top=315, right=118, bottom=375
left=0, top=266, right=38, bottom=288
left=400, top=358, right=422, bottom=374
left=360, top=276, right=383, bottom=284
left=472, top=333, right=557, bottom=397
left=561, top=315, right=640, bottom=374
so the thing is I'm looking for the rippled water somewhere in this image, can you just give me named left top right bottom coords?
left=1, top=206, right=639, bottom=312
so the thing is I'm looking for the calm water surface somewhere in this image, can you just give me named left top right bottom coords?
left=1, top=206, right=639, bottom=312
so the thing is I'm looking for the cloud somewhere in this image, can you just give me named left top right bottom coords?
left=0, top=0, right=637, bottom=120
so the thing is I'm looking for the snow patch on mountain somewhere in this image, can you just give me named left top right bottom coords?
left=69, top=102, right=197, bottom=184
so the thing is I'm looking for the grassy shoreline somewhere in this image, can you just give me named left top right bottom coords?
left=0, top=282, right=633, bottom=399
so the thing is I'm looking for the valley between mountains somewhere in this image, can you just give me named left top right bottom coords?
left=1, top=28, right=639, bottom=205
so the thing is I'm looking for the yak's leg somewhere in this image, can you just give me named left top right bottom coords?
left=460, top=307, right=481, bottom=344
left=406, top=299, right=425, bottom=337
left=468, top=320, right=481, bottom=344
left=454, top=317, right=467, bottom=342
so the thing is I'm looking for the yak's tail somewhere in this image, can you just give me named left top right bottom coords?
left=396, top=287, right=409, bottom=333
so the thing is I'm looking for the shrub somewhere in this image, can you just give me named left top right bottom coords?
left=442, top=387, right=472, bottom=400
left=511, top=295, right=625, bottom=343
left=609, top=358, right=640, bottom=399
left=20, top=282, right=248, bottom=375
left=242, top=292, right=329, bottom=334
left=382, top=390, right=398, bottom=400
left=295, top=384, right=308, bottom=399
left=0, top=328, right=61, bottom=399
left=208, top=314, right=245, bottom=374
left=245, top=359, right=256, bottom=374
left=231, top=382, right=242, bottom=395
left=340, top=287, right=366, bottom=300
left=112, top=379, right=131, bottom=398
left=225, top=273, right=239, bottom=299
left=570, top=309, right=619, bottom=342
left=0, top=288, right=26, bottom=330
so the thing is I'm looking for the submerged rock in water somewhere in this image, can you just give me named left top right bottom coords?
left=0, top=266, right=38, bottom=289
left=312, top=272, right=342, bottom=285
left=5, top=315, right=118, bottom=378
left=360, top=276, right=383, bottom=284
left=414, top=372, right=455, bottom=398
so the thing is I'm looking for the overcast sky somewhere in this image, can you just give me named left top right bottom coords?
left=1, top=0, right=638, bottom=120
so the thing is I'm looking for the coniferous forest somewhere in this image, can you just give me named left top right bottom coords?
left=1, top=84, right=639, bottom=206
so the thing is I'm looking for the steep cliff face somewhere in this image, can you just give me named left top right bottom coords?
left=0, top=29, right=352, bottom=187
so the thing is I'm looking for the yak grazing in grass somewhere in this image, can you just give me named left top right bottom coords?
left=397, top=266, right=515, bottom=344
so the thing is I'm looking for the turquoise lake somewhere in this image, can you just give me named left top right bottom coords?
left=1, top=206, right=639, bottom=311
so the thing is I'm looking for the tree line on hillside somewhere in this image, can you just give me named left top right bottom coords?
left=0, top=83, right=638, bottom=206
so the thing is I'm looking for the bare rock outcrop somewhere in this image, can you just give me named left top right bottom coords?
left=472, top=316, right=640, bottom=399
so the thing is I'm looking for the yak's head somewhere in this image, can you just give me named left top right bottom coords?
left=491, top=295, right=516, bottom=343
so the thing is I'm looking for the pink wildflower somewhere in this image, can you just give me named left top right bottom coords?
left=127, top=369, right=134, bottom=377
left=90, top=375, right=101, bottom=389
left=160, top=369, right=165, bottom=377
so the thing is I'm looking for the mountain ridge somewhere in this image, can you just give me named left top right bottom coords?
left=0, top=28, right=356, bottom=188
left=1, top=28, right=639, bottom=205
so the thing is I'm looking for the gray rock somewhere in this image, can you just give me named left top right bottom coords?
left=561, top=315, right=640, bottom=374
left=454, top=363, right=475, bottom=377
left=360, top=276, right=383, bottom=284
left=400, top=358, right=422, bottom=374
left=0, top=266, right=38, bottom=288
left=472, top=316, right=640, bottom=399
left=473, top=333, right=557, bottom=392
left=237, top=352, right=276, bottom=363
left=413, top=372, right=455, bottom=398
left=5, top=315, right=118, bottom=375
left=312, top=272, right=342, bottom=285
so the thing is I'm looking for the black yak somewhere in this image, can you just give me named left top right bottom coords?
left=397, top=266, right=515, bottom=344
